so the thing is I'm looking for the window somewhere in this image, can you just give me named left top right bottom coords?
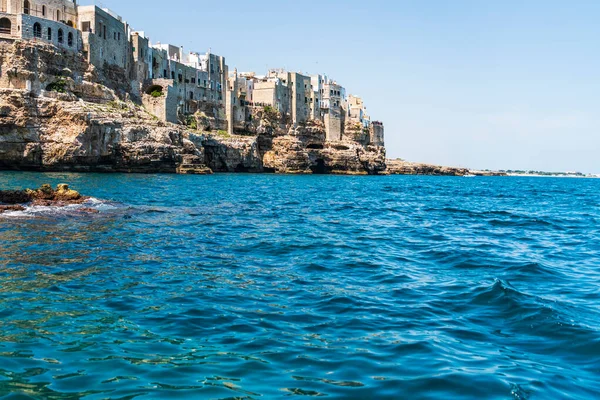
left=58, top=29, right=63, bottom=43
left=189, top=92, right=193, bottom=100
left=42, top=5, right=46, bottom=16
left=118, top=32, right=121, bottom=41
left=171, top=71, right=175, bottom=80
left=33, top=22, right=41, bottom=38
left=23, top=0, right=30, bottom=15
left=47, top=27, right=51, bottom=40
left=56, top=10, right=60, bottom=21
left=113, top=32, right=116, bottom=40
left=68, top=32, right=73, bottom=47
left=163, top=69, right=167, bottom=78
left=103, top=25, right=106, bottom=40
left=82, top=21, right=91, bottom=32
left=67, top=21, right=73, bottom=27
left=0, top=18, right=11, bottom=35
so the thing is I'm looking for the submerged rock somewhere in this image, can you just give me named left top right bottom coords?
left=0, top=205, right=26, bottom=214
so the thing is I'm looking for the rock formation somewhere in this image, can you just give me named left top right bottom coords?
left=0, top=183, right=87, bottom=211
left=385, top=159, right=470, bottom=176
left=0, top=41, right=386, bottom=175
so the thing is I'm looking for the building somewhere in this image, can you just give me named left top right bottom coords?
left=0, top=0, right=80, bottom=53
left=77, top=5, right=130, bottom=70
left=0, top=1, right=383, bottom=145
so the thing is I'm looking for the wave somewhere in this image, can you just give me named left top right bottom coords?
left=0, top=197, right=124, bottom=219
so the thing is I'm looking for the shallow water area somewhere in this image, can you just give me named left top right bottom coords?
left=0, top=172, right=599, bottom=399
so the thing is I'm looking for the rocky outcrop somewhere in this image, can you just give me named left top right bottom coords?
left=0, top=41, right=387, bottom=175
left=385, top=159, right=470, bottom=176
left=0, top=183, right=86, bottom=210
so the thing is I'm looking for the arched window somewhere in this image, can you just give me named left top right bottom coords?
left=56, top=10, right=60, bottom=21
left=47, top=27, right=52, bottom=40
left=0, top=18, right=11, bottom=35
left=67, top=21, right=73, bottom=27
left=23, top=0, right=30, bottom=15
left=42, top=5, right=46, bottom=16
left=58, top=28, right=63, bottom=44
left=33, top=22, right=41, bottom=38
left=67, top=31, right=73, bottom=47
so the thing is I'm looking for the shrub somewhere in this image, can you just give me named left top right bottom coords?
left=185, top=115, right=198, bottom=130
left=46, top=79, right=67, bottom=93
left=150, top=89, right=163, bottom=98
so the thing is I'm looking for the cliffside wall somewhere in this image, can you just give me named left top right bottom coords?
left=0, top=41, right=386, bottom=174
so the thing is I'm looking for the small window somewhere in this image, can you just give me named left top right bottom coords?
left=56, top=10, right=60, bottom=21
left=113, top=32, right=116, bottom=40
left=33, top=22, right=41, bottom=38
left=58, top=29, right=63, bottom=43
left=82, top=21, right=91, bottom=32
left=24, top=0, right=30, bottom=15
left=67, top=32, right=73, bottom=47
left=118, top=32, right=121, bottom=41
left=42, top=5, right=46, bottom=16
left=47, top=27, right=51, bottom=40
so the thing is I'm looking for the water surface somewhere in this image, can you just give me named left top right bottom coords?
left=0, top=173, right=599, bottom=399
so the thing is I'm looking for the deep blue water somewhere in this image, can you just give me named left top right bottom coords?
left=0, top=173, right=599, bottom=399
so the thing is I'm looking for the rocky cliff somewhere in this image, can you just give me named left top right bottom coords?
left=0, top=41, right=386, bottom=175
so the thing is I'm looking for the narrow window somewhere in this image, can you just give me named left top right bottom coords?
left=113, top=32, right=116, bottom=40
left=33, top=22, right=41, bottom=38
left=23, top=0, right=30, bottom=15
left=58, top=28, right=63, bottom=43
left=47, top=27, right=51, bottom=40
left=42, top=5, right=46, bottom=16
left=68, top=32, right=73, bottom=47
left=103, top=25, right=106, bottom=40
left=56, top=10, right=60, bottom=21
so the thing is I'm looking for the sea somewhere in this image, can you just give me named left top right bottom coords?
left=0, top=172, right=599, bottom=399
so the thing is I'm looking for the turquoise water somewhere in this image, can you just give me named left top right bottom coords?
left=0, top=172, right=599, bottom=399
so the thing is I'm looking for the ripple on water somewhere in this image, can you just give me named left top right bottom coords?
left=0, top=173, right=599, bottom=399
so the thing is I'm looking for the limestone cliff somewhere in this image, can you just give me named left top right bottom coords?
left=0, top=41, right=386, bottom=175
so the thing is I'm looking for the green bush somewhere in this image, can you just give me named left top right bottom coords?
left=185, top=115, right=198, bottom=130
left=150, top=89, right=163, bottom=98
left=46, top=79, right=67, bottom=93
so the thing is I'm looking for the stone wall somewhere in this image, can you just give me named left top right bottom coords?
left=78, top=6, right=129, bottom=70
left=370, top=123, right=384, bottom=147
left=19, top=13, right=81, bottom=52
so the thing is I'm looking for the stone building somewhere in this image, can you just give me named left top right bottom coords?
left=267, top=69, right=311, bottom=124
left=252, top=76, right=291, bottom=115
left=0, top=0, right=80, bottom=53
left=347, top=95, right=370, bottom=128
left=320, top=79, right=346, bottom=141
left=77, top=5, right=130, bottom=70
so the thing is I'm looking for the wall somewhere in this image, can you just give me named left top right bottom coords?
left=19, top=13, right=81, bottom=52
left=142, top=78, right=178, bottom=124
left=370, top=123, right=384, bottom=146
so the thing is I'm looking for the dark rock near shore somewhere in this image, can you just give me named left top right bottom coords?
left=0, top=184, right=87, bottom=206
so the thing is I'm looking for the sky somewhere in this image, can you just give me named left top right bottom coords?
left=81, top=0, right=600, bottom=173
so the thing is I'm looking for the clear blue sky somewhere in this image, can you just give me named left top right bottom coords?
left=83, top=0, right=600, bottom=172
